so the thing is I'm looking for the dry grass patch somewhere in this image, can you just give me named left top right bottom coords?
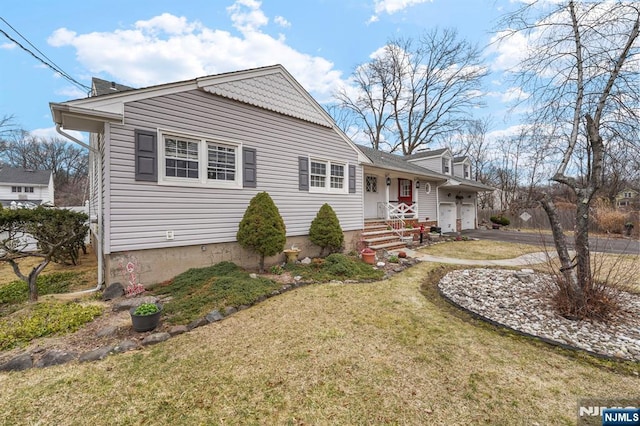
left=420, top=240, right=541, bottom=260
left=1, top=262, right=639, bottom=425
left=0, top=246, right=97, bottom=290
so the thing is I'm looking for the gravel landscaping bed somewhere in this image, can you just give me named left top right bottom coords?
left=438, top=268, right=640, bottom=362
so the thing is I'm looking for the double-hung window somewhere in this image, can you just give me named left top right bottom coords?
left=160, top=131, right=241, bottom=188
left=24, top=187, right=34, bottom=193
left=11, top=186, right=22, bottom=193
left=309, top=159, right=347, bottom=193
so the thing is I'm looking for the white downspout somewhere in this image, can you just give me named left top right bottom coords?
left=55, top=124, right=103, bottom=294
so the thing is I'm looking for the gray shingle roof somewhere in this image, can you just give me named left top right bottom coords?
left=404, top=148, right=449, bottom=160
left=0, top=167, right=52, bottom=185
left=91, top=77, right=135, bottom=96
left=356, top=145, right=450, bottom=180
left=453, top=156, right=468, bottom=163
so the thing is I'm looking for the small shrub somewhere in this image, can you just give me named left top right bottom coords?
left=237, top=192, right=286, bottom=272
left=133, top=303, right=159, bottom=316
left=0, top=302, right=102, bottom=351
left=309, top=204, right=344, bottom=256
left=388, top=255, right=399, bottom=263
left=490, top=215, right=510, bottom=226
left=270, top=265, right=284, bottom=275
left=285, top=253, right=384, bottom=282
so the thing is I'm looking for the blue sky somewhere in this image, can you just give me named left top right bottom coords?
left=0, top=0, right=525, bottom=143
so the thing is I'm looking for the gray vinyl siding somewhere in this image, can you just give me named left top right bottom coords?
left=416, top=180, right=438, bottom=221
left=409, top=157, right=443, bottom=174
left=106, top=89, right=362, bottom=253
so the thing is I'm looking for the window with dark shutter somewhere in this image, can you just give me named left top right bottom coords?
left=135, top=129, right=157, bottom=182
left=298, top=156, right=309, bottom=191
left=243, top=147, right=257, bottom=188
left=348, top=164, right=356, bottom=194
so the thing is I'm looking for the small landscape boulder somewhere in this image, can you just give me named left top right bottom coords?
left=102, top=282, right=125, bottom=301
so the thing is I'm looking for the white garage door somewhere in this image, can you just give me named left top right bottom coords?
left=439, top=203, right=456, bottom=233
left=461, top=203, right=475, bottom=230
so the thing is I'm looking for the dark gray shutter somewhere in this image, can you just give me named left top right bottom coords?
left=298, top=156, right=309, bottom=191
left=243, top=147, right=257, bottom=188
left=348, top=164, right=356, bottom=194
left=135, top=129, right=157, bottom=182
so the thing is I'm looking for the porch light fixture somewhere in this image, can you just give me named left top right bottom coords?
left=386, top=177, right=391, bottom=186
left=415, top=181, right=420, bottom=189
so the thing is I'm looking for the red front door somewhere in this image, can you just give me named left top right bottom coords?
left=398, top=179, right=413, bottom=206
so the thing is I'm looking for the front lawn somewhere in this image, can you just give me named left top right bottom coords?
left=419, top=239, right=543, bottom=260
left=1, top=257, right=638, bottom=424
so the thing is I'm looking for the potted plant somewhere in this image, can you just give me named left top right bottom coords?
left=130, top=302, right=162, bottom=332
left=361, top=247, right=376, bottom=265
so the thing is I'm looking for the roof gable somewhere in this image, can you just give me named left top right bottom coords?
left=356, top=145, right=449, bottom=181
left=91, top=77, right=135, bottom=96
left=197, top=67, right=332, bottom=127
left=0, top=167, right=52, bottom=185
left=405, top=148, right=451, bottom=161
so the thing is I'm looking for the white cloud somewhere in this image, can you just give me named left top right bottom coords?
left=500, top=86, right=528, bottom=103
left=486, top=30, right=529, bottom=72
left=30, top=126, right=86, bottom=143
left=274, top=16, right=291, bottom=28
left=369, top=0, right=433, bottom=22
left=227, top=0, right=269, bottom=33
left=1, top=42, right=16, bottom=50
left=55, top=86, right=88, bottom=99
left=46, top=2, right=344, bottom=101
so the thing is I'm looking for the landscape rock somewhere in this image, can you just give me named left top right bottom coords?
left=439, top=268, right=640, bottom=362
left=300, top=257, right=312, bottom=265
left=35, top=350, right=77, bottom=368
left=169, top=325, right=188, bottom=336
left=294, top=275, right=302, bottom=281
left=205, top=310, right=224, bottom=323
left=249, top=273, right=258, bottom=279
left=79, top=346, right=114, bottom=362
left=112, top=340, right=139, bottom=353
left=112, top=296, right=158, bottom=312
left=224, top=306, right=238, bottom=316
left=187, top=317, right=208, bottom=330
left=0, top=353, right=33, bottom=371
left=141, top=333, right=171, bottom=346
left=102, top=282, right=125, bottom=301
left=96, top=325, right=120, bottom=338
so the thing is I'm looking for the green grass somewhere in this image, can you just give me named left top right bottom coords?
left=284, top=253, right=384, bottom=282
left=0, top=272, right=85, bottom=317
left=151, top=261, right=283, bottom=325
left=0, top=301, right=102, bottom=351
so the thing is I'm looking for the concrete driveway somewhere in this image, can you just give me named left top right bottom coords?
left=460, top=229, right=639, bottom=255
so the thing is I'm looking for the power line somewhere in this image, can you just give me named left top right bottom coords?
left=0, top=17, right=90, bottom=92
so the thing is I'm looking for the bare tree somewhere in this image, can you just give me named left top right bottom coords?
left=2, top=134, right=89, bottom=205
left=335, top=28, right=487, bottom=154
left=500, top=1, right=640, bottom=318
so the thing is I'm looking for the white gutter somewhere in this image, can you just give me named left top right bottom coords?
left=55, top=124, right=104, bottom=294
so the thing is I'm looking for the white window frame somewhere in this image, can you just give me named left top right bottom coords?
left=24, top=187, right=34, bottom=193
left=463, top=164, right=470, bottom=179
left=11, top=186, right=22, bottom=193
left=442, top=157, right=451, bottom=175
left=309, top=158, right=348, bottom=194
left=158, top=129, right=242, bottom=189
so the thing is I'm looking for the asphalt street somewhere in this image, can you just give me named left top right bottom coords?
left=459, top=229, right=640, bottom=256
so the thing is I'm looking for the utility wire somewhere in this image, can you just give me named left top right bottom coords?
left=0, top=18, right=90, bottom=92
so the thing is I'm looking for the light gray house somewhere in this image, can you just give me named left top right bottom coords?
left=360, top=146, right=492, bottom=233
left=50, top=65, right=368, bottom=287
left=0, top=167, right=55, bottom=208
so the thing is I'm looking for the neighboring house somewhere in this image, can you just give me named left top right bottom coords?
left=616, top=188, right=639, bottom=209
left=50, top=65, right=368, bottom=287
left=360, top=146, right=492, bottom=233
left=0, top=167, right=54, bottom=208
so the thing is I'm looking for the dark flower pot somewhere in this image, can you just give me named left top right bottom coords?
left=130, top=304, right=162, bottom=332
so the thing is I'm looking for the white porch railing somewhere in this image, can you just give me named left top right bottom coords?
left=377, top=202, right=417, bottom=239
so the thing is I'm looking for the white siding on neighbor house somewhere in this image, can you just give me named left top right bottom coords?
left=0, top=183, right=51, bottom=204
left=106, top=89, right=362, bottom=253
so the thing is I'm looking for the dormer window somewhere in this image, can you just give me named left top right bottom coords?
left=464, top=164, right=470, bottom=179
left=442, top=157, right=451, bottom=175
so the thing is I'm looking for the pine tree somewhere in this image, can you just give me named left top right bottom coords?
left=309, top=203, right=344, bottom=256
left=237, top=192, right=286, bottom=272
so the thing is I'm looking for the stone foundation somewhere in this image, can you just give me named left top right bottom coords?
left=105, top=230, right=362, bottom=287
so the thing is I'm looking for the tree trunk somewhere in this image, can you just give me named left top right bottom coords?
left=574, top=189, right=593, bottom=293
left=27, top=260, right=50, bottom=302
left=259, top=255, right=265, bottom=274
left=540, top=194, right=584, bottom=307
